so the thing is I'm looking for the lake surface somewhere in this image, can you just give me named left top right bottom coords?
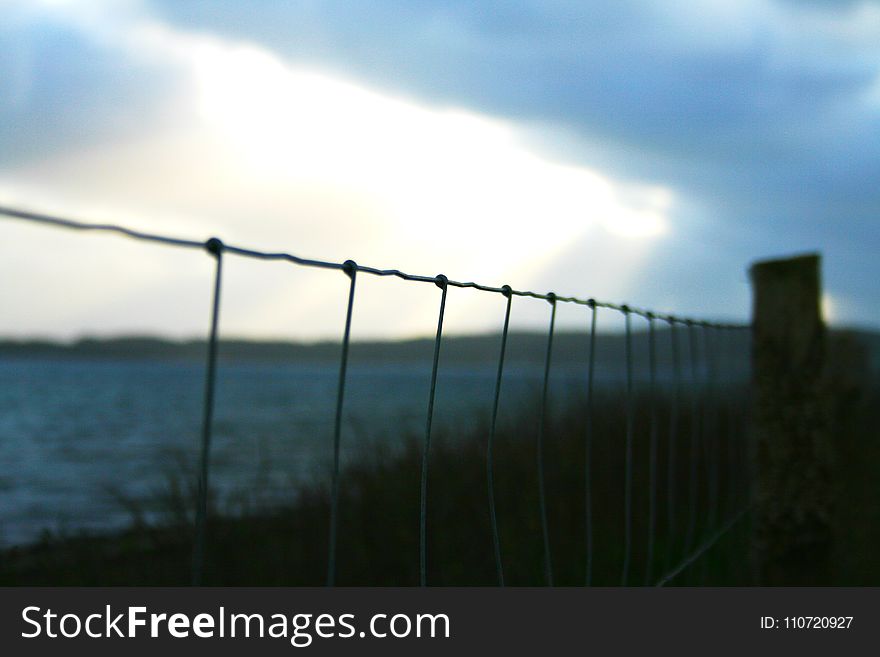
left=1, top=357, right=616, bottom=546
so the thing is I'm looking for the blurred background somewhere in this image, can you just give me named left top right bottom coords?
left=0, top=0, right=878, bottom=585
left=2, top=0, right=879, bottom=337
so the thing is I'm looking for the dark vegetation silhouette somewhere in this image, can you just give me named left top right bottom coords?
left=0, top=332, right=876, bottom=586
left=0, top=383, right=755, bottom=585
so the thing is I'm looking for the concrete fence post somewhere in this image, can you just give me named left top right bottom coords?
left=749, top=253, right=833, bottom=585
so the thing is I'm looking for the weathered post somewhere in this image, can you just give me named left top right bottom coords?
left=750, top=253, right=832, bottom=585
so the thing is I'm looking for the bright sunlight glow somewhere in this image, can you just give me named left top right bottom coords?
left=189, top=38, right=673, bottom=257
left=0, top=8, right=678, bottom=338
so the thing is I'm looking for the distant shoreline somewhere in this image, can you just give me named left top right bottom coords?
left=0, top=329, right=727, bottom=365
left=1, top=328, right=876, bottom=371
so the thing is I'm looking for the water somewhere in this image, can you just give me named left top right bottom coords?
left=0, top=357, right=598, bottom=546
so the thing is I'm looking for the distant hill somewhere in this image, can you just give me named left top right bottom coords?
left=0, top=330, right=743, bottom=365
left=1, top=327, right=877, bottom=378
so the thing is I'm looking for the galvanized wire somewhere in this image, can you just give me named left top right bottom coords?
left=664, top=318, right=682, bottom=572
left=645, top=313, right=659, bottom=585
left=735, top=325, right=753, bottom=516
left=621, top=307, right=635, bottom=586
left=0, top=205, right=747, bottom=330
left=723, top=327, right=738, bottom=520
left=704, top=325, right=720, bottom=536
left=684, top=321, right=701, bottom=558
left=536, top=293, right=557, bottom=587
left=656, top=324, right=752, bottom=586
left=192, top=237, right=224, bottom=586
left=487, top=285, right=513, bottom=586
left=0, top=204, right=757, bottom=587
left=584, top=300, right=598, bottom=586
left=420, top=275, right=448, bottom=587
left=326, top=260, right=357, bottom=586
left=0, top=205, right=207, bottom=250
left=654, top=505, right=751, bottom=587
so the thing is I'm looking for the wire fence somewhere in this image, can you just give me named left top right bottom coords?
left=0, top=204, right=752, bottom=587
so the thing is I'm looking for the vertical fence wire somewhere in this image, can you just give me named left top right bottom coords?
left=645, top=313, right=659, bottom=585
left=192, top=237, right=224, bottom=586
left=717, top=325, right=736, bottom=581
left=326, top=260, right=357, bottom=586
left=621, top=307, right=634, bottom=586
left=487, top=285, right=513, bottom=586
left=0, top=207, right=759, bottom=588
left=741, top=326, right=752, bottom=513
left=723, top=327, right=738, bottom=520
left=734, top=325, right=751, bottom=516
left=704, top=325, right=720, bottom=537
left=585, top=300, right=598, bottom=586
left=684, top=321, right=701, bottom=560
left=654, top=324, right=753, bottom=587
left=420, top=275, right=448, bottom=587
left=665, top=319, right=681, bottom=572
left=697, top=324, right=714, bottom=584
left=537, top=293, right=557, bottom=586
left=739, top=324, right=753, bottom=552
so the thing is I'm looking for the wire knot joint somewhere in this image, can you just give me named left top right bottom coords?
left=204, top=237, right=224, bottom=257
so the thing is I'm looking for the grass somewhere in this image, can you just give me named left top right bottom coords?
left=0, top=384, right=762, bottom=586
left=2, top=340, right=877, bottom=587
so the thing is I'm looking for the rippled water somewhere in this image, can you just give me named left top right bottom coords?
left=0, top=357, right=598, bottom=546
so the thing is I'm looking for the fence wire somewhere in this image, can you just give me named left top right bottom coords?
left=645, top=313, right=659, bottom=585
left=487, top=286, right=513, bottom=586
left=326, top=260, right=357, bottom=587
left=537, top=294, right=558, bottom=587
left=584, top=301, right=598, bottom=587
left=0, top=205, right=744, bottom=327
left=1, top=204, right=752, bottom=587
left=191, top=238, right=223, bottom=586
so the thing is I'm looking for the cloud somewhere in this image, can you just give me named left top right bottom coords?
left=141, top=1, right=880, bottom=206
left=140, top=1, right=880, bottom=315
left=1, top=0, right=878, bottom=333
left=0, top=1, right=686, bottom=339
left=0, top=1, right=188, bottom=168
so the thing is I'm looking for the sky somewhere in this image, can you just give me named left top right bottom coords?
left=0, top=0, right=878, bottom=340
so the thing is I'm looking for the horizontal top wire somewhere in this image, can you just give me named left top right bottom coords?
left=0, top=204, right=749, bottom=329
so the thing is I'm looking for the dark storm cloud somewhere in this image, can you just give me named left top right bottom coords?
left=143, top=1, right=877, bottom=181
left=0, top=10, right=185, bottom=169
left=143, top=0, right=880, bottom=323
left=1, top=1, right=877, bottom=325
